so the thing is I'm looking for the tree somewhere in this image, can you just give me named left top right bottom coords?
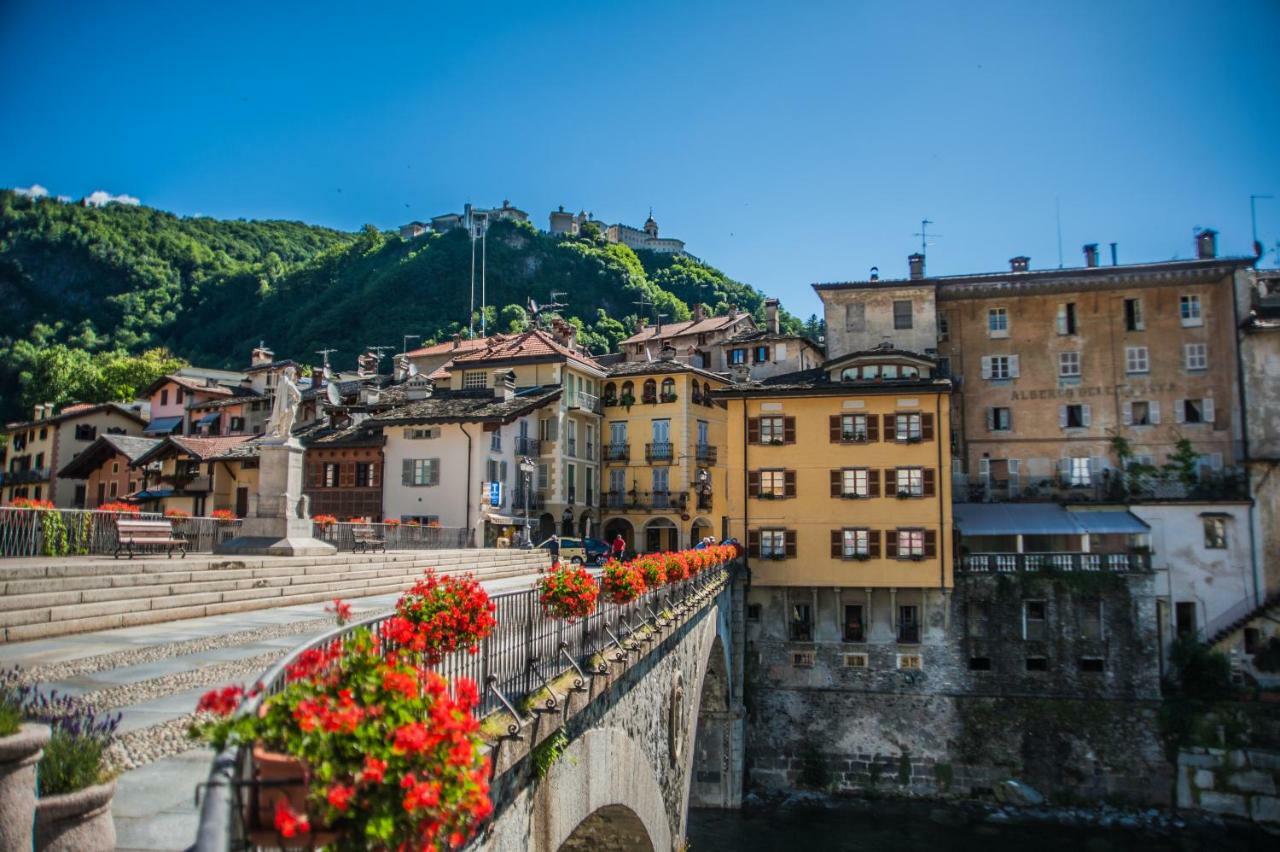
left=499, top=304, right=529, bottom=333
left=97, top=348, right=187, bottom=403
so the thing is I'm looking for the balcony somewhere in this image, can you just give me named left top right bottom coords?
left=600, top=491, right=687, bottom=512
left=566, top=438, right=577, bottom=458
left=568, top=391, right=601, bottom=414
left=604, top=443, right=630, bottom=462
left=511, top=489, right=546, bottom=511
left=695, top=444, right=717, bottom=465
left=0, top=468, right=50, bottom=486
left=646, top=442, right=674, bottom=463
left=515, top=436, right=541, bottom=456
left=960, top=551, right=1152, bottom=574
left=696, top=493, right=713, bottom=511
left=953, top=468, right=1248, bottom=504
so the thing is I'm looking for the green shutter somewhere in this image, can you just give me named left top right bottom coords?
left=402, top=458, right=414, bottom=486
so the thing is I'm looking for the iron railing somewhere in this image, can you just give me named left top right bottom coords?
left=514, top=436, right=540, bottom=456
left=953, top=468, right=1248, bottom=504
left=0, top=468, right=51, bottom=486
left=960, top=551, right=1152, bottom=573
left=0, top=507, right=242, bottom=558
left=695, top=444, right=717, bottom=464
left=605, top=443, right=630, bottom=462
left=315, top=522, right=472, bottom=551
left=193, top=563, right=734, bottom=851
left=646, top=442, right=674, bottom=463
left=600, top=491, right=687, bottom=512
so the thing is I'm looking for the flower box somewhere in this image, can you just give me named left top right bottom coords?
left=896, top=491, right=913, bottom=499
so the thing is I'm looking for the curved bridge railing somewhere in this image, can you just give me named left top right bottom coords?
left=193, top=565, right=731, bottom=851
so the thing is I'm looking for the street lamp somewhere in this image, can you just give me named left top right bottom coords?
left=520, top=457, right=536, bottom=544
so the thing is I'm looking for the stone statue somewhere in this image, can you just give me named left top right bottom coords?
left=266, top=366, right=301, bottom=441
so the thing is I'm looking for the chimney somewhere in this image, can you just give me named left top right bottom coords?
left=908, top=253, right=925, bottom=280
left=1109, top=243, right=1118, bottom=266
left=1010, top=256, right=1030, bottom=272
left=1083, top=244, right=1099, bottom=268
left=1196, top=228, right=1218, bottom=260
left=659, top=343, right=677, bottom=361
left=492, top=369, right=516, bottom=401
left=869, top=266, right=879, bottom=281
left=764, top=298, right=780, bottom=334
left=33, top=403, right=44, bottom=421
left=692, top=303, right=707, bottom=322
left=250, top=343, right=273, bottom=367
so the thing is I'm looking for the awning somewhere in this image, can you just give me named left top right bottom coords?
left=196, top=412, right=221, bottom=426
left=128, top=488, right=173, bottom=500
left=483, top=513, right=534, bottom=527
left=1069, top=511, right=1150, bottom=535
left=953, top=503, right=1084, bottom=537
left=143, top=417, right=182, bottom=435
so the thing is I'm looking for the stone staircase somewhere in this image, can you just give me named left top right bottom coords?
left=0, top=549, right=549, bottom=642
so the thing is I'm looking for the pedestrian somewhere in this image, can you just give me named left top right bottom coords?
left=548, top=533, right=560, bottom=560
left=611, top=533, right=626, bottom=561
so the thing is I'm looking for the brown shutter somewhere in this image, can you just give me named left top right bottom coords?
left=923, top=468, right=936, bottom=497
left=747, top=417, right=760, bottom=444
left=785, top=529, right=797, bottom=558
left=831, top=529, right=842, bottom=558
left=868, top=469, right=880, bottom=498
left=884, top=414, right=896, bottom=439
left=784, top=470, right=797, bottom=497
left=868, top=530, right=881, bottom=558
left=747, top=470, right=760, bottom=498
left=885, top=468, right=897, bottom=495
left=829, top=415, right=842, bottom=443
left=885, top=530, right=899, bottom=559
left=747, top=530, right=760, bottom=557
left=783, top=416, right=796, bottom=444
left=922, top=412, right=935, bottom=441
left=924, top=530, right=937, bottom=558
left=830, top=469, right=841, bottom=497
left=867, top=415, right=879, bottom=442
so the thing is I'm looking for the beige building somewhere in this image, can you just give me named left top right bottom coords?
left=620, top=306, right=756, bottom=368
left=606, top=212, right=686, bottom=255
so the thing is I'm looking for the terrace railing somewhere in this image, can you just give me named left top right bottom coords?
left=315, top=521, right=472, bottom=551
left=960, top=551, right=1152, bottom=573
left=194, top=562, right=735, bottom=851
left=0, top=507, right=241, bottom=558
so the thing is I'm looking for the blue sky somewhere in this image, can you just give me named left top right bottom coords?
left=2, top=0, right=1278, bottom=318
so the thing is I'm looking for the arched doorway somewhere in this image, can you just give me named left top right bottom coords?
left=603, top=519, right=635, bottom=556
left=538, top=512, right=556, bottom=542
left=579, top=509, right=596, bottom=539
left=643, top=518, right=678, bottom=553
left=561, top=507, right=575, bottom=536
left=689, top=634, right=733, bottom=808
left=558, top=804, right=655, bottom=851
left=689, top=516, right=712, bottom=545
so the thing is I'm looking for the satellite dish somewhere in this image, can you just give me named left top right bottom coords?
left=326, top=383, right=342, bottom=406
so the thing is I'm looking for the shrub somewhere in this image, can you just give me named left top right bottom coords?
left=8, top=672, right=121, bottom=795
left=1169, top=634, right=1233, bottom=699
left=0, top=669, right=23, bottom=737
left=312, top=514, right=339, bottom=528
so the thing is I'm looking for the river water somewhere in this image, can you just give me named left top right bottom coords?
left=686, top=803, right=1272, bottom=851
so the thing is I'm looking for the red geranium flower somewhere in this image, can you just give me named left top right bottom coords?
left=273, top=799, right=310, bottom=838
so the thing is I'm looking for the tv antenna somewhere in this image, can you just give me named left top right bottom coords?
left=365, top=345, right=393, bottom=366
left=913, top=218, right=941, bottom=256
left=315, top=348, right=338, bottom=380
left=632, top=293, right=656, bottom=320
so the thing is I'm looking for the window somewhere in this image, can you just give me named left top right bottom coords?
left=1177, top=398, right=1213, bottom=425
left=1023, top=601, right=1046, bottom=640
left=1025, top=657, right=1049, bottom=672
left=760, top=529, right=788, bottom=558
left=840, top=468, right=869, bottom=498
left=1058, top=352, right=1081, bottom=378
left=759, top=416, right=786, bottom=444
left=355, top=462, right=376, bottom=488
left=489, top=429, right=502, bottom=452
left=538, top=463, right=549, bottom=490
left=1124, top=298, right=1144, bottom=331
left=1068, top=456, right=1092, bottom=486
left=1079, top=601, right=1103, bottom=641
left=788, top=602, right=812, bottom=641
left=406, top=459, right=439, bottom=487
left=896, top=467, right=924, bottom=497
left=752, top=345, right=770, bottom=364
left=843, top=605, right=865, bottom=642
left=1062, top=404, right=1090, bottom=429
left=988, top=407, right=1012, bottom=432
left=969, top=657, right=992, bottom=671
left=841, top=528, right=871, bottom=558
left=1180, top=294, right=1202, bottom=326
left=792, top=651, right=815, bottom=667
left=323, top=463, right=339, bottom=487
left=967, top=601, right=988, bottom=638
left=936, top=356, right=950, bottom=377
left=1184, top=343, right=1207, bottom=371
left=893, top=300, right=913, bottom=329
left=895, top=413, right=922, bottom=441
left=111, top=462, right=119, bottom=475
left=1079, top=658, right=1105, bottom=673
left=1056, top=302, right=1078, bottom=335
left=746, top=604, right=761, bottom=622
left=1124, top=346, right=1149, bottom=374
left=660, top=377, right=675, bottom=399
left=229, top=417, right=245, bottom=433
left=462, top=371, right=487, bottom=389
left=843, top=653, right=868, bottom=668
left=1129, top=401, right=1153, bottom=426
left=984, top=355, right=1016, bottom=380
left=1203, top=517, right=1227, bottom=549
left=938, top=313, right=950, bottom=339
left=729, top=348, right=747, bottom=366
left=74, top=424, right=96, bottom=441
left=840, top=414, right=868, bottom=442
left=898, top=654, right=923, bottom=670
left=988, top=307, right=1009, bottom=337
left=1175, top=601, right=1197, bottom=637
left=109, top=481, right=118, bottom=498
left=897, top=529, right=925, bottom=557
left=898, top=605, right=920, bottom=643
left=759, top=469, right=787, bottom=497
left=160, top=389, right=169, bottom=406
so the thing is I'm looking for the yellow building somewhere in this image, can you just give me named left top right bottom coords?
left=599, top=359, right=729, bottom=553
left=718, top=345, right=954, bottom=648
left=130, top=435, right=259, bottom=516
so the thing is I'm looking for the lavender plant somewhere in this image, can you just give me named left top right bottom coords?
left=0, top=668, right=21, bottom=736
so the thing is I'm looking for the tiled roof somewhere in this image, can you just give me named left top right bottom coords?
left=606, top=360, right=729, bottom=383
left=406, top=335, right=505, bottom=358
left=167, top=435, right=256, bottom=461
left=370, top=387, right=561, bottom=426
left=102, top=434, right=164, bottom=461
left=449, top=329, right=605, bottom=372
left=55, top=435, right=163, bottom=479
left=189, top=389, right=263, bottom=409
left=721, top=329, right=822, bottom=348
left=4, top=402, right=148, bottom=432
left=714, top=366, right=949, bottom=395
left=620, top=313, right=752, bottom=345
left=141, top=374, right=237, bottom=399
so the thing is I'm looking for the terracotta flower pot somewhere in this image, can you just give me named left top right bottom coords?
left=33, top=779, right=115, bottom=852
left=246, top=745, right=338, bottom=846
left=0, top=723, right=50, bottom=852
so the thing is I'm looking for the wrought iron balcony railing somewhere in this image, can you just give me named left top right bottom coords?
left=605, top=443, right=630, bottom=462
left=695, top=444, right=717, bottom=464
left=646, top=442, right=674, bottom=463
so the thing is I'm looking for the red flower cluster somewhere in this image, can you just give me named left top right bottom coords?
left=285, top=644, right=343, bottom=682
left=389, top=571, right=497, bottom=665
left=313, top=514, right=339, bottom=528
left=326, top=598, right=353, bottom=626
left=538, top=563, right=600, bottom=621
left=163, top=508, right=191, bottom=519
left=8, top=497, right=56, bottom=510
left=273, top=799, right=310, bottom=838
left=97, top=501, right=140, bottom=514
left=600, top=559, right=645, bottom=605
left=210, top=508, right=236, bottom=523
left=196, top=684, right=245, bottom=716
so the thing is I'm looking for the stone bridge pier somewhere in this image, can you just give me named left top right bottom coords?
left=478, top=568, right=745, bottom=852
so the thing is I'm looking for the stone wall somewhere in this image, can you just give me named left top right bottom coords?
left=1176, top=747, right=1280, bottom=823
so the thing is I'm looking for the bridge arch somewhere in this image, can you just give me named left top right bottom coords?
left=557, top=804, right=654, bottom=851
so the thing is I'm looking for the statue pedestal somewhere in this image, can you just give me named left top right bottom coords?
left=214, top=440, right=336, bottom=557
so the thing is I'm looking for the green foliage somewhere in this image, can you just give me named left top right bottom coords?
left=533, top=726, right=570, bottom=780
left=39, top=727, right=111, bottom=796
left=1168, top=634, right=1233, bottom=699
left=40, top=510, right=68, bottom=557
left=1163, top=437, right=1202, bottom=487
left=0, top=684, right=20, bottom=737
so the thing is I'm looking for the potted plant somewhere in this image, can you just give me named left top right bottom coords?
left=539, top=563, right=600, bottom=621
left=0, top=670, right=49, bottom=852
left=601, top=560, right=645, bottom=604
left=633, top=554, right=667, bottom=589
left=660, top=392, right=678, bottom=403
left=896, top=490, right=912, bottom=499
left=163, top=508, right=191, bottom=519
left=384, top=571, right=496, bottom=665
left=620, top=392, right=636, bottom=409
left=210, top=508, right=236, bottom=524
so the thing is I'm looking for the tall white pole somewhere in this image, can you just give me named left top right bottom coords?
left=480, top=214, right=488, bottom=337
left=469, top=214, right=476, bottom=338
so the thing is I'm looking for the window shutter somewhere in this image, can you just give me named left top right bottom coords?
left=869, top=530, right=881, bottom=558
left=783, top=417, right=796, bottom=444
left=429, top=460, right=439, bottom=486
left=403, top=428, right=413, bottom=440
left=747, top=470, right=760, bottom=497
left=923, top=468, right=936, bottom=497
left=921, top=413, right=934, bottom=441
left=501, top=461, right=509, bottom=482
left=747, top=417, right=760, bottom=443
left=986, top=408, right=994, bottom=432
left=784, top=530, right=797, bottom=558
left=924, top=530, right=937, bottom=558
left=868, top=469, right=880, bottom=498
left=980, top=356, right=992, bottom=379
left=1055, top=305, right=1066, bottom=335
left=830, top=470, right=842, bottom=498
left=884, top=414, right=896, bottom=439
left=784, top=470, right=797, bottom=498
left=1174, top=400, right=1185, bottom=424
left=867, top=416, right=879, bottom=442
left=885, top=530, right=899, bottom=559
left=831, top=529, right=842, bottom=558
left=1059, top=405, right=1068, bottom=429
left=885, top=468, right=897, bottom=494
left=1202, top=398, right=1215, bottom=424
left=747, top=530, right=760, bottom=558
left=1058, top=458, right=1070, bottom=483
left=1082, top=404, right=1092, bottom=427
left=1091, top=456, right=1104, bottom=485
left=1008, top=355, right=1020, bottom=378
left=402, top=459, right=414, bottom=486
left=1122, top=401, right=1132, bottom=425
left=340, top=463, right=355, bottom=488
left=1150, top=400, right=1161, bottom=424
left=829, top=415, right=842, bottom=443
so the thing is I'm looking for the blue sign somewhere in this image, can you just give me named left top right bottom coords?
left=489, top=481, right=502, bottom=506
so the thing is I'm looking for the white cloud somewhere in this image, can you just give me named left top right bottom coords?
left=14, top=184, right=48, bottom=198
left=84, top=190, right=140, bottom=207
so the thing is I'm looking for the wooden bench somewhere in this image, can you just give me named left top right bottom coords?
left=114, top=518, right=188, bottom=559
left=350, top=525, right=386, bottom=554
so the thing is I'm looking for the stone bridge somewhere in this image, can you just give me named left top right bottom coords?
left=476, top=568, right=746, bottom=852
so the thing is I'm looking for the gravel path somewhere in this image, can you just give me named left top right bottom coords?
left=108, top=714, right=204, bottom=772
left=79, top=649, right=289, bottom=711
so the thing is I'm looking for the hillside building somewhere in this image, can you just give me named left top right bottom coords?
left=606, top=211, right=686, bottom=254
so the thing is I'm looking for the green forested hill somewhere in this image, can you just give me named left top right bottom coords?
left=0, top=190, right=807, bottom=421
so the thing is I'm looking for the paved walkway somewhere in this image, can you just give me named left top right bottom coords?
left=1, top=573, right=544, bottom=852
